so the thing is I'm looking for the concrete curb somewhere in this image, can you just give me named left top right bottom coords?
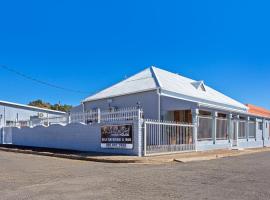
left=173, top=148, right=270, bottom=163
left=1, top=146, right=269, bottom=164
left=0, top=147, right=143, bottom=164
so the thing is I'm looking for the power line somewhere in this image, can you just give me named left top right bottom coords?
left=0, top=65, right=89, bottom=94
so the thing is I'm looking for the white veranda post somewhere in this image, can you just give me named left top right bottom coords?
left=192, top=108, right=199, bottom=151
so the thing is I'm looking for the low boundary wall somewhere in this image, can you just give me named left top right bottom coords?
left=3, top=120, right=143, bottom=156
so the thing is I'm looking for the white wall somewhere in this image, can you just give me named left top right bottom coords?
left=8, top=120, right=143, bottom=156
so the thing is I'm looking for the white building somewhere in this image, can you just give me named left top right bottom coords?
left=0, top=100, right=66, bottom=128
left=81, top=66, right=270, bottom=151
left=3, top=67, right=270, bottom=155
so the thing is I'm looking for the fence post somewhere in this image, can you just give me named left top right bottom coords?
left=235, top=115, right=239, bottom=147
left=136, top=109, right=143, bottom=157
left=144, top=120, right=147, bottom=156
left=246, top=116, right=250, bottom=141
left=228, top=114, right=233, bottom=144
left=97, top=108, right=101, bottom=123
left=212, top=111, right=217, bottom=144
left=192, top=108, right=199, bottom=151
left=262, top=118, right=266, bottom=146
left=67, top=113, right=71, bottom=124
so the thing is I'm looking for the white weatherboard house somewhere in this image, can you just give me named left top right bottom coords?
left=0, top=100, right=66, bottom=128
left=3, top=67, right=270, bottom=156
left=82, top=66, right=270, bottom=151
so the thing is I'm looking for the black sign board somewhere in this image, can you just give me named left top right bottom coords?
left=101, top=124, right=133, bottom=149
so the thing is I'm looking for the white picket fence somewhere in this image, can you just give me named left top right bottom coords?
left=21, top=107, right=143, bottom=127
left=144, top=119, right=196, bottom=156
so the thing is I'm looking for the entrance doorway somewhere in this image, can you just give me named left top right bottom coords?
left=174, top=110, right=192, bottom=123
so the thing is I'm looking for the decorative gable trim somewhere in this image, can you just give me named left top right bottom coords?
left=192, top=81, right=206, bottom=92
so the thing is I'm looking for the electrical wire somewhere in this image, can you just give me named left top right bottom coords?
left=0, top=65, right=89, bottom=94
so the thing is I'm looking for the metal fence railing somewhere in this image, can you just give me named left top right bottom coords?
left=198, top=116, right=212, bottom=141
left=100, top=107, right=143, bottom=122
left=248, top=121, right=256, bottom=138
left=31, top=116, right=69, bottom=127
left=144, top=119, right=195, bottom=156
left=238, top=120, right=246, bottom=139
left=216, top=118, right=228, bottom=140
left=70, top=107, right=143, bottom=124
left=5, top=107, right=143, bottom=128
left=71, top=110, right=99, bottom=124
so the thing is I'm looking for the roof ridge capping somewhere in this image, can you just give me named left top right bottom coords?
left=149, top=66, right=162, bottom=88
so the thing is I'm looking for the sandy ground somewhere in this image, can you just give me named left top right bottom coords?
left=1, top=150, right=270, bottom=200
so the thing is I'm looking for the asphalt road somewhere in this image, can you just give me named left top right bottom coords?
left=1, top=151, right=270, bottom=200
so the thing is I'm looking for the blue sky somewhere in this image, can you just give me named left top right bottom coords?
left=0, top=0, right=269, bottom=109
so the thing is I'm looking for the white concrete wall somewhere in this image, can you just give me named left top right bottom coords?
left=197, top=140, right=231, bottom=151
left=7, top=120, right=143, bottom=156
left=84, top=90, right=159, bottom=119
left=238, top=138, right=263, bottom=149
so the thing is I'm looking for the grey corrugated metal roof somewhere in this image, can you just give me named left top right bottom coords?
left=83, top=67, right=157, bottom=102
left=83, top=66, right=247, bottom=111
left=0, top=100, right=66, bottom=114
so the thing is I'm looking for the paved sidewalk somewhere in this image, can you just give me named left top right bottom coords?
left=0, top=144, right=270, bottom=164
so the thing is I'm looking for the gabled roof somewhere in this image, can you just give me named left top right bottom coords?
left=83, top=66, right=248, bottom=112
left=83, top=67, right=157, bottom=102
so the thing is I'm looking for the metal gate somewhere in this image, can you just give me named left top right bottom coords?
left=144, top=120, right=195, bottom=156
left=1, top=127, right=12, bottom=144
